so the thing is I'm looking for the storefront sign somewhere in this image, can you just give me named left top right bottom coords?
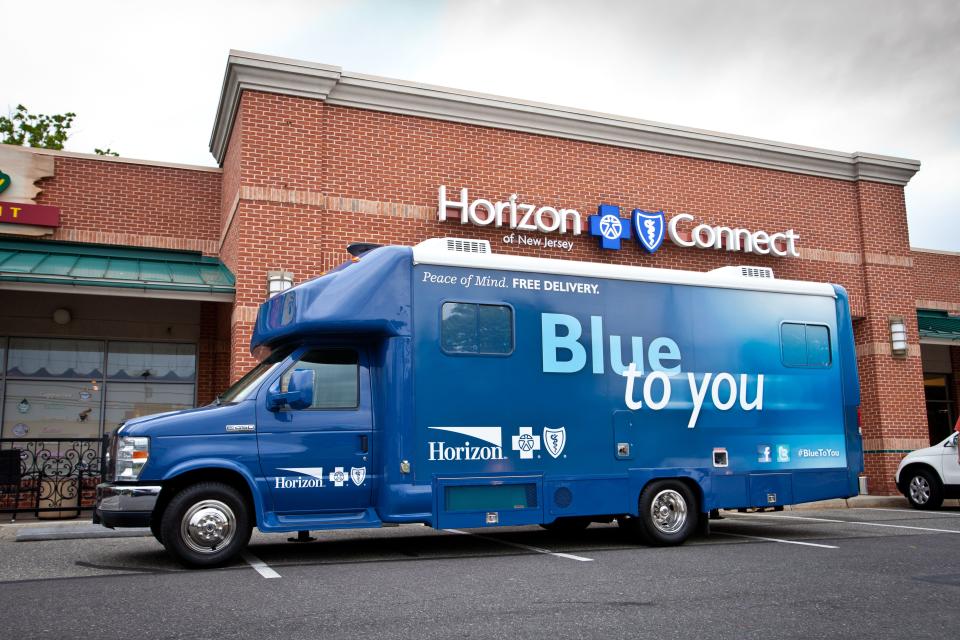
left=0, top=200, right=61, bottom=228
left=438, top=186, right=583, bottom=235
left=0, top=170, right=10, bottom=194
left=439, top=186, right=801, bottom=258
left=589, top=206, right=800, bottom=258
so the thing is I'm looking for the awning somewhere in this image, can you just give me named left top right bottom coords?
left=0, top=239, right=235, bottom=301
left=918, top=310, right=960, bottom=343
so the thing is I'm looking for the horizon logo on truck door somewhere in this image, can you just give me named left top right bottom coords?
left=275, top=468, right=326, bottom=488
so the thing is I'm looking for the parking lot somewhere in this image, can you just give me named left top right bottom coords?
left=1, top=506, right=959, bottom=639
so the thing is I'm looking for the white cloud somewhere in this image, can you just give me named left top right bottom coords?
left=2, top=0, right=956, bottom=249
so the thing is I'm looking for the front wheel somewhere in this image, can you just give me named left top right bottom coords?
left=904, top=469, right=944, bottom=510
left=160, top=482, right=252, bottom=567
left=622, top=480, right=698, bottom=546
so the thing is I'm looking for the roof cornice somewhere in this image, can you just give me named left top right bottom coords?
left=209, top=51, right=920, bottom=186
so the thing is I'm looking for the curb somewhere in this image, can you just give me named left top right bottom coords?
left=13, top=524, right=151, bottom=542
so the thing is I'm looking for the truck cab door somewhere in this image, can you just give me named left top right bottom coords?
left=256, top=347, right=373, bottom=515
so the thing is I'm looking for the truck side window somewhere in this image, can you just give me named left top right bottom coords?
left=441, top=302, right=513, bottom=355
left=780, top=322, right=831, bottom=368
left=281, top=349, right=359, bottom=409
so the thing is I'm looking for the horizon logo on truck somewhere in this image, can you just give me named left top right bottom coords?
left=275, top=467, right=326, bottom=489
left=428, top=426, right=507, bottom=461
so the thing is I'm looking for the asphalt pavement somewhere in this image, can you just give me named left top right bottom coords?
left=1, top=506, right=959, bottom=639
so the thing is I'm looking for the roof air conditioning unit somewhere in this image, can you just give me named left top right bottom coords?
left=443, top=238, right=491, bottom=254
left=709, top=265, right=775, bottom=279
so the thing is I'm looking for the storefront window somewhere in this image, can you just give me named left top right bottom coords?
left=107, top=342, right=196, bottom=381
left=2, top=380, right=102, bottom=439
left=7, top=338, right=104, bottom=379
left=0, top=337, right=197, bottom=439
left=104, top=382, right=195, bottom=432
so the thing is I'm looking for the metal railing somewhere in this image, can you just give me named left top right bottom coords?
left=0, top=438, right=106, bottom=519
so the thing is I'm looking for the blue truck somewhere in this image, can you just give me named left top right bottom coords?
left=95, top=237, right=863, bottom=566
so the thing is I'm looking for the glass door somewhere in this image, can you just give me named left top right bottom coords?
left=924, top=374, right=955, bottom=445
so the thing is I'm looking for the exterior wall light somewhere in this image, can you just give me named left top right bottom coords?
left=267, top=271, right=294, bottom=298
left=889, top=317, right=907, bottom=357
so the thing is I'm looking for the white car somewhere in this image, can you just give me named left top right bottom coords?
left=895, top=433, right=960, bottom=509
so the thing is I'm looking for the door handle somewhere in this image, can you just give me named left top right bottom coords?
left=360, top=434, right=368, bottom=453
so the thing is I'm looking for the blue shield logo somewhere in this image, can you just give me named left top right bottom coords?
left=631, top=209, right=665, bottom=253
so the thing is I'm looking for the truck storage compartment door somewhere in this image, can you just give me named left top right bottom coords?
left=748, top=473, right=793, bottom=507
left=434, top=475, right=542, bottom=529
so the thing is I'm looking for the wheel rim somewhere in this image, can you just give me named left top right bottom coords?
left=909, top=476, right=931, bottom=504
left=180, top=499, right=236, bottom=554
left=649, top=489, right=687, bottom=534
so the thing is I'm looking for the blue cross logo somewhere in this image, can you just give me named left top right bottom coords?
left=588, top=204, right=631, bottom=250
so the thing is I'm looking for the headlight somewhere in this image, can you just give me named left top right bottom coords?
left=116, top=436, right=149, bottom=480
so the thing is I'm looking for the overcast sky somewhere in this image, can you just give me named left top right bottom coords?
left=4, top=0, right=957, bottom=250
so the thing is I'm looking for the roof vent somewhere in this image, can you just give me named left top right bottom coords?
left=444, top=238, right=491, bottom=254
left=709, top=265, right=775, bottom=279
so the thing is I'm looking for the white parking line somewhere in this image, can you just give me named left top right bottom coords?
left=241, top=550, right=281, bottom=578
left=713, top=531, right=838, bottom=549
left=855, top=507, right=960, bottom=517
left=444, top=529, right=593, bottom=562
left=734, top=512, right=960, bottom=535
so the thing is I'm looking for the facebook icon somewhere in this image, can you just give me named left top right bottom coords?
left=757, top=445, right=772, bottom=463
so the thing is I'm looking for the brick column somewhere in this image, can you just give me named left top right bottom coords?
left=197, top=302, right=233, bottom=403
left=854, top=182, right=927, bottom=495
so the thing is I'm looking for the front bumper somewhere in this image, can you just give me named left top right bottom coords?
left=94, top=483, right=162, bottom=528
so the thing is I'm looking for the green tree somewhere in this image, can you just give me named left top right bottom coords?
left=94, top=148, right=119, bottom=157
left=0, top=104, right=76, bottom=150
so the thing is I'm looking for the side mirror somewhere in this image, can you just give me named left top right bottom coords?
left=267, top=369, right=315, bottom=411
left=946, top=434, right=958, bottom=448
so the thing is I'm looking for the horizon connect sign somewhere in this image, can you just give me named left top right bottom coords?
left=437, top=186, right=801, bottom=258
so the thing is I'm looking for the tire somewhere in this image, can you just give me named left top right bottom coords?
left=904, top=468, right=944, bottom=510
left=540, top=517, right=591, bottom=533
left=160, top=482, right=252, bottom=568
left=623, top=480, right=698, bottom=546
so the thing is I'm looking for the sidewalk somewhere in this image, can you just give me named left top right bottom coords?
left=0, top=517, right=150, bottom=542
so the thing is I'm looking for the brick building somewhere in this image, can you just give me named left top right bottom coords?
left=0, top=51, right=958, bottom=499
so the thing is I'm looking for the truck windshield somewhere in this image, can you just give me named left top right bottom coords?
left=217, top=346, right=293, bottom=404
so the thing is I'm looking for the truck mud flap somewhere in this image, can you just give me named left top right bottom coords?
left=433, top=475, right=543, bottom=529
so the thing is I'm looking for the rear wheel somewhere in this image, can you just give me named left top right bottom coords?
left=904, top=469, right=943, bottom=510
left=160, top=482, right=252, bottom=567
left=622, top=480, right=698, bottom=546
